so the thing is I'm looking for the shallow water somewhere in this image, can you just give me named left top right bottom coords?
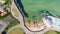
left=56, top=21, right=60, bottom=27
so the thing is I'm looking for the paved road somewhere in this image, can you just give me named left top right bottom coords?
left=2, top=15, right=14, bottom=23
left=11, top=1, right=35, bottom=34
left=11, top=0, right=51, bottom=34
left=0, top=0, right=14, bottom=34
left=0, top=15, right=14, bottom=34
left=0, top=0, right=58, bottom=34
left=0, top=0, right=50, bottom=34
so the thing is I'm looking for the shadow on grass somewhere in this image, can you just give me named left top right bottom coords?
left=14, top=0, right=28, bottom=17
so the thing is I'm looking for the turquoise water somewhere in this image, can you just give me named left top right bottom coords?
left=56, top=21, right=60, bottom=27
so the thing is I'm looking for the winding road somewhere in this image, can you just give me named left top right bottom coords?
left=11, top=0, right=50, bottom=34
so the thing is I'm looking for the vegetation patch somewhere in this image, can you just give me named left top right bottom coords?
left=56, top=31, right=60, bottom=34
left=2, top=0, right=12, bottom=6
left=0, top=12, right=10, bottom=19
left=8, top=28, right=24, bottom=34
left=12, top=8, right=19, bottom=17
left=2, top=19, right=20, bottom=34
left=44, top=30, right=57, bottom=34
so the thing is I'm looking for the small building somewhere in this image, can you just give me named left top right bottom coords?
left=43, top=15, right=60, bottom=32
left=0, top=7, right=7, bottom=16
left=43, top=16, right=54, bottom=28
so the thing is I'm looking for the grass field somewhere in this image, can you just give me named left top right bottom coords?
left=44, top=30, right=57, bottom=34
left=44, top=30, right=60, bottom=34
left=12, top=8, right=19, bottom=17
left=56, top=31, right=60, bottom=34
left=21, top=0, right=60, bottom=22
left=8, top=28, right=24, bottom=34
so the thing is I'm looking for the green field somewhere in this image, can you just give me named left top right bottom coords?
left=44, top=30, right=60, bottom=34
left=8, top=28, right=24, bottom=34
left=12, top=8, right=19, bottom=17
left=21, top=0, right=60, bottom=22
left=56, top=31, right=60, bottom=34
left=44, top=30, right=57, bottom=34
left=0, top=2, right=2, bottom=6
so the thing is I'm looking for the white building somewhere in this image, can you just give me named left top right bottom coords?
left=43, top=16, right=60, bottom=32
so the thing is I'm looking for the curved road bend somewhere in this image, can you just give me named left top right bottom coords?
left=12, top=0, right=35, bottom=34
left=11, top=0, right=50, bottom=34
